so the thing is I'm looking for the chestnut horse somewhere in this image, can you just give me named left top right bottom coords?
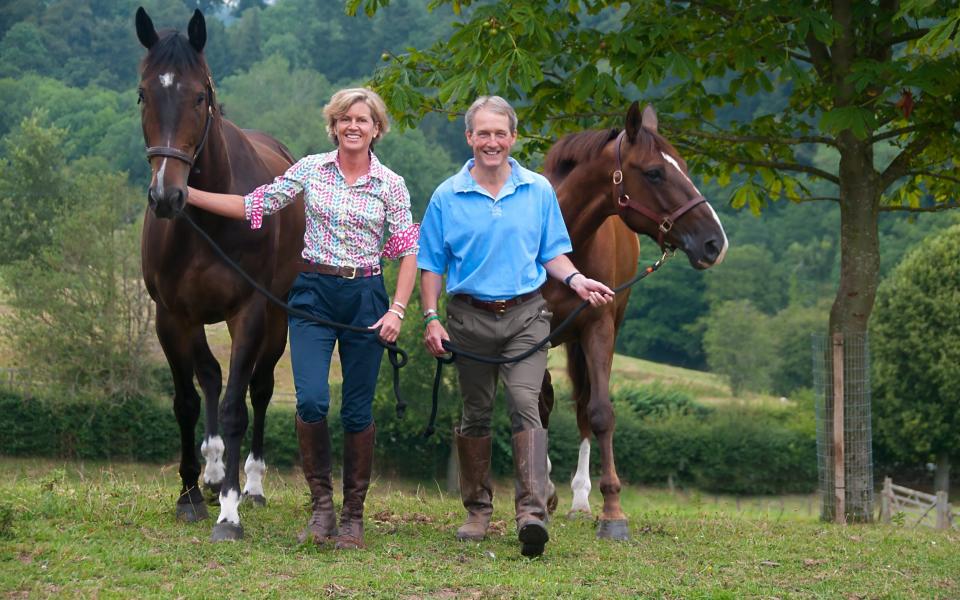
left=136, top=8, right=305, bottom=541
left=539, top=103, right=727, bottom=540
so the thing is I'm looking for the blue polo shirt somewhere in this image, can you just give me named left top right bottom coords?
left=417, top=158, right=572, bottom=301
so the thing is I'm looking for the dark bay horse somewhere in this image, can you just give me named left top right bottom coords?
left=136, top=8, right=305, bottom=541
left=539, top=103, right=727, bottom=540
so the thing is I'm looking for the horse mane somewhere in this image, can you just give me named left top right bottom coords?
left=140, top=29, right=205, bottom=74
left=543, top=127, right=663, bottom=182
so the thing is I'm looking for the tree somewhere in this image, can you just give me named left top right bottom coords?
left=872, top=224, right=960, bottom=493
left=355, top=0, right=960, bottom=522
left=702, top=300, right=777, bottom=396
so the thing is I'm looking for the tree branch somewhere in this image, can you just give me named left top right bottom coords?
left=880, top=134, right=934, bottom=189
left=673, top=127, right=837, bottom=147
left=867, top=125, right=924, bottom=144
left=685, top=145, right=841, bottom=184
left=906, top=170, right=960, bottom=185
left=884, top=29, right=930, bottom=46
left=879, top=202, right=960, bottom=213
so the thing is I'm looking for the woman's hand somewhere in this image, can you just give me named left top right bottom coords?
left=370, top=310, right=403, bottom=343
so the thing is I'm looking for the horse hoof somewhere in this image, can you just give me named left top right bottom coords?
left=243, top=493, right=267, bottom=507
left=176, top=501, right=209, bottom=522
left=596, top=519, right=630, bottom=541
left=210, top=522, right=244, bottom=542
left=566, top=509, right=592, bottom=520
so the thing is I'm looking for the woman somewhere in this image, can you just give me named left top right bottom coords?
left=187, top=88, right=419, bottom=550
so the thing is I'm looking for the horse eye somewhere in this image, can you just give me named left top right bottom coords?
left=644, top=169, right=664, bottom=182
left=195, top=93, right=206, bottom=107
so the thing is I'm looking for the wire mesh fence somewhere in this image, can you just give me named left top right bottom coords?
left=812, top=331, right=874, bottom=522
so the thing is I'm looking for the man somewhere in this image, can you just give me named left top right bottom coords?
left=418, top=95, right=614, bottom=557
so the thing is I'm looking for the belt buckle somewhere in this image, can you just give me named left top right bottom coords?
left=493, top=300, right=507, bottom=315
left=344, top=266, right=358, bottom=280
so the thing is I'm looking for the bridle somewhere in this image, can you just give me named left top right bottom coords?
left=143, top=74, right=216, bottom=167
left=612, top=130, right=706, bottom=251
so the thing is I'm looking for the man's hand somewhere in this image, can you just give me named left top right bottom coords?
left=423, top=319, right=450, bottom=356
left=569, top=274, right=615, bottom=307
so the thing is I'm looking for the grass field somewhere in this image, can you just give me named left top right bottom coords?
left=1, top=458, right=956, bottom=598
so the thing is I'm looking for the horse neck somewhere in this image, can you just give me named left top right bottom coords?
left=556, top=159, right=618, bottom=244
left=188, top=116, right=233, bottom=192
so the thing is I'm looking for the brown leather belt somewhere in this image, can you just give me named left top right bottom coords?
left=297, top=262, right=382, bottom=278
left=453, top=290, right=541, bottom=314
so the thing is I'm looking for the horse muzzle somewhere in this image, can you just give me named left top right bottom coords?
left=148, top=186, right=186, bottom=219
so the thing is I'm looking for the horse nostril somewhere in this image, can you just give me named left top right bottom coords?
left=704, top=238, right=721, bottom=261
left=173, top=189, right=185, bottom=213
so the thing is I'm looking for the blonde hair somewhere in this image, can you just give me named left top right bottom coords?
left=323, top=87, right=391, bottom=147
left=465, top=95, right=517, bottom=133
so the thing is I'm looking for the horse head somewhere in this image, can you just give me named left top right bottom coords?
left=614, top=102, right=727, bottom=269
left=136, top=7, right=215, bottom=219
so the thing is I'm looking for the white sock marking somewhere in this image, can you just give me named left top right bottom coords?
left=201, top=436, right=225, bottom=485
left=243, top=454, right=266, bottom=497
left=216, top=489, right=241, bottom=525
left=570, top=438, right=592, bottom=513
left=159, top=72, right=175, bottom=88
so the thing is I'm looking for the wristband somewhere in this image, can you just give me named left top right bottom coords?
left=387, top=308, right=405, bottom=320
left=422, top=308, right=439, bottom=319
left=423, top=314, right=441, bottom=328
left=392, top=300, right=406, bottom=310
left=563, top=271, right=582, bottom=287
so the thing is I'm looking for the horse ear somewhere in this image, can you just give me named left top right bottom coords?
left=641, top=104, right=659, bottom=133
left=135, top=7, right=159, bottom=49
left=625, top=101, right=641, bottom=141
left=188, top=9, right=206, bottom=54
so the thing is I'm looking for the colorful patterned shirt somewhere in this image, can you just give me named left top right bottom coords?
left=243, top=150, right=419, bottom=267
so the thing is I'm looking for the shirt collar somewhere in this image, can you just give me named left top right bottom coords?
left=453, top=157, right=535, bottom=194
left=320, top=150, right=387, bottom=182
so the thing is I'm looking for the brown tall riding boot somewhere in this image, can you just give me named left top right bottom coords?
left=513, top=427, right=550, bottom=557
left=296, top=415, right=338, bottom=544
left=335, top=423, right=375, bottom=550
left=455, top=429, right=494, bottom=541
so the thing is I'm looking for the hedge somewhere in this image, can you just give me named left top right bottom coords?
left=0, top=386, right=819, bottom=495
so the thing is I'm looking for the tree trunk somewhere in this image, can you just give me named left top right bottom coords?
left=823, top=135, right=880, bottom=523
left=934, top=452, right=951, bottom=494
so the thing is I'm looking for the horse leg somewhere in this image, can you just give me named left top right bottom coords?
left=243, top=304, right=287, bottom=507
left=210, top=305, right=264, bottom=542
left=192, top=330, right=224, bottom=504
left=155, top=309, right=208, bottom=522
left=580, top=319, right=629, bottom=541
left=537, top=370, right=558, bottom=514
left=567, top=341, right=594, bottom=519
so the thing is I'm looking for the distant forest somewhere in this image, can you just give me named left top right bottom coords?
left=0, top=0, right=955, bottom=396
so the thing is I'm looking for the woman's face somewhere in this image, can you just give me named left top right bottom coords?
left=335, top=100, right=379, bottom=154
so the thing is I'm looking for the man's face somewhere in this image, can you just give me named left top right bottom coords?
left=465, top=109, right=517, bottom=171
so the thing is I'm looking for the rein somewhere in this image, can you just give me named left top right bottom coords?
left=424, top=249, right=672, bottom=437
left=177, top=210, right=411, bottom=419
left=144, top=75, right=216, bottom=168
left=612, top=131, right=706, bottom=251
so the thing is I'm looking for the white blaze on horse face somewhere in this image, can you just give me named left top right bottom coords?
left=570, top=438, right=593, bottom=514
left=661, top=151, right=729, bottom=266
left=159, top=72, right=175, bottom=88
left=217, top=489, right=241, bottom=525
left=155, top=158, right=167, bottom=198
left=201, top=435, right=226, bottom=485
left=660, top=151, right=702, bottom=196
left=242, top=453, right=266, bottom=498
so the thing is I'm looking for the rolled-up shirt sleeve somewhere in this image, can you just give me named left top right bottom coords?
left=243, top=157, right=311, bottom=230
left=381, top=175, right=420, bottom=259
left=416, top=194, right=447, bottom=275
left=537, top=187, right=573, bottom=263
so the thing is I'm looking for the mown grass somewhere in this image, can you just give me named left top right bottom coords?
left=0, top=458, right=956, bottom=598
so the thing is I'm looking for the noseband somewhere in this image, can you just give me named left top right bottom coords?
left=612, top=131, right=706, bottom=251
left=144, top=75, right=216, bottom=168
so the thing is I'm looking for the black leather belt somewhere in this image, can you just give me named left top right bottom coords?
left=297, top=262, right=381, bottom=278
left=453, top=290, right=541, bottom=314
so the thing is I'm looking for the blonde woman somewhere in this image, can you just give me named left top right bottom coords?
left=187, top=88, right=419, bottom=549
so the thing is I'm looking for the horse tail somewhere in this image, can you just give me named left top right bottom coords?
left=566, top=341, right=592, bottom=440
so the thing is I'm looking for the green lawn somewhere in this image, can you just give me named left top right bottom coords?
left=1, top=458, right=956, bottom=598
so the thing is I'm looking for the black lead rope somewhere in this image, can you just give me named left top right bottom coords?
left=179, top=210, right=410, bottom=419
left=424, top=249, right=672, bottom=437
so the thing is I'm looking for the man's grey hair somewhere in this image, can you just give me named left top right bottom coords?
left=464, top=95, right=517, bottom=133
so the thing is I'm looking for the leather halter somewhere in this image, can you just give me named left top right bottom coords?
left=144, top=75, right=216, bottom=168
left=612, top=130, right=707, bottom=251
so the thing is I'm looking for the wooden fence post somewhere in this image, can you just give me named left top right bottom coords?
left=881, top=476, right=892, bottom=523
left=832, top=332, right=845, bottom=524
left=936, top=491, right=949, bottom=530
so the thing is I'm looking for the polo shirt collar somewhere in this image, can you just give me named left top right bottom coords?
left=453, top=157, right=535, bottom=194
